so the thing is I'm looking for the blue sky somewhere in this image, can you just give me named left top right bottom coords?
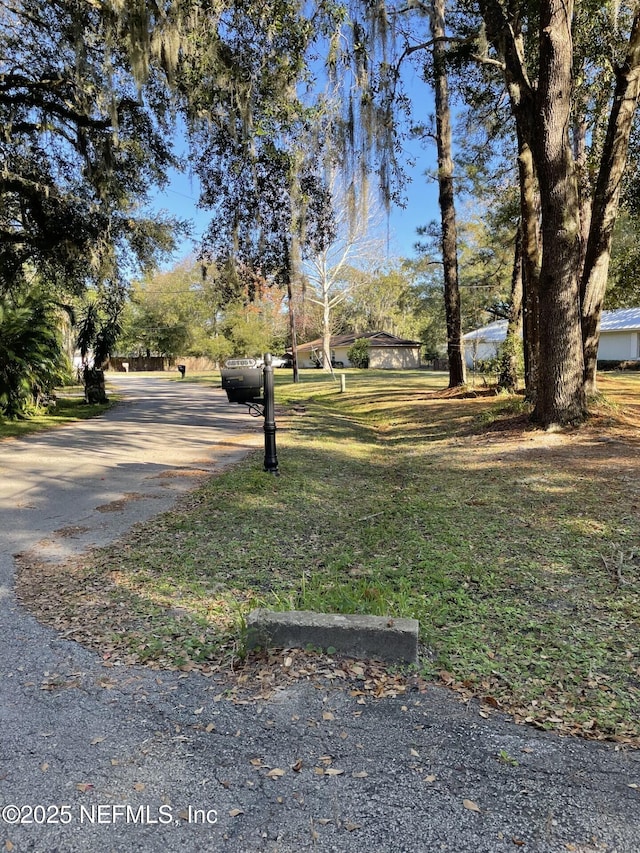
left=152, top=142, right=440, bottom=266
left=146, top=19, right=449, bottom=268
left=151, top=62, right=442, bottom=266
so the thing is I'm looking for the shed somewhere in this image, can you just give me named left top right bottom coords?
left=295, top=331, right=422, bottom=369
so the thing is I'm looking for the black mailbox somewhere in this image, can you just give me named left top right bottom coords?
left=221, top=367, right=263, bottom=403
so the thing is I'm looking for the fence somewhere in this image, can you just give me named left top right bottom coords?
left=107, top=356, right=219, bottom=373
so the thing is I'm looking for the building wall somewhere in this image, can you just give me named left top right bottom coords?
left=332, top=346, right=351, bottom=367
left=296, top=345, right=421, bottom=369
left=464, top=330, right=640, bottom=368
left=597, top=331, right=639, bottom=361
left=369, top=347, right=421, bottom=369
left=464, top=340, right=500, bottom=368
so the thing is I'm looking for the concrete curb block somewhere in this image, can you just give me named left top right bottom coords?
left=246, top=609, right=419, bottom=664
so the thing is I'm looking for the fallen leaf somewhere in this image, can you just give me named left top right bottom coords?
left=424, top=774, right=436, bottom=783
left=266, top=768, right=286, bottom=778
left=229, top=808, right=244, bottom=817
left=352, top=771, right=368, bottom=778
left=322, top=711, right=335, bottom=721
left=41, top=762, right=49, bottom=772
left=91, top=737, right=106, bottom=746
left=324, top=768, right=344, bottom=776
left=5, top=841, right=14, bottom=852
left=194, top=707, right=204, bottom=715
left=133, top=782, right=145, bottom=792
left=205, top=723, right=216, bottom=733
left=410, top=748, right=420, bottom=757
left=344, top=822, right=361, bottom=831
left=76, top=782, right=94, bottom=793
left=463, top=799, right=481, bottom=813
left=291, top=759, right=303, bottom=772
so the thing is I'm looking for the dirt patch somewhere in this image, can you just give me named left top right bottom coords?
left=151, top=468, right=212, bottom=480
left=95, top=492, right=158, bottom=512
left=54, top=525, right=90, bottom=538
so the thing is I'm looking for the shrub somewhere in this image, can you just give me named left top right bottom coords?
left=0, top=292, right=69, bottom=419
left=347, top=338, right=370, bottom=368
left=597, top=359, right=640, bottom=371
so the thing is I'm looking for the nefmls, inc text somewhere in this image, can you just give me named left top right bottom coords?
left=78, top=804, right=218, bottom=825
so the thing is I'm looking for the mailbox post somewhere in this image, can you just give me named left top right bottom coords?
left=221, top=355, right=279, bottom=476
left=262, top=353, right=279, bottom=475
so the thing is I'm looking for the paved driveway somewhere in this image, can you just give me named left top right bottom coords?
left=0, top=375, right=639, bottom=852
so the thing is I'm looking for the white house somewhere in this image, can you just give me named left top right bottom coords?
left=295, top=331, right=422, bottom=369
left=462, top=307, right=640, bottom=368
left=598, top=308, right=640, bottom=361
left=463, top=320, right=509, bottom=367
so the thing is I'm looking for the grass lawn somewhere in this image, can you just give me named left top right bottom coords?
left=0, top=386, right=115, bottom=440
left=16, top=368, right=640, bottom=744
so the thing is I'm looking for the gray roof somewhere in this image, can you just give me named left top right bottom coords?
left=463, top=308, right=640, bottom=342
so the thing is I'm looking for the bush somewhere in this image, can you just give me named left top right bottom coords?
left=497, top=334, right=524, bottom=391
left=347, top=338, right=370, bottom=369
left=0, top=292, right=69, bottom=419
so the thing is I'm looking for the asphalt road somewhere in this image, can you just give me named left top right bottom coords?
left=1, top=374, right=639, bottom=853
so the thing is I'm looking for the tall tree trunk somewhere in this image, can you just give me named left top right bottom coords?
left=322, top=295, right=333, bottom=372
left=288, top=281, right=299, bottom=383
left=283, top=239, right=299, bottom=383
left=480, top=0, right=586, bottom=424
left=573, top=86, right=592, bottom=279
left=516, top=131, right=541, bottom=403
left=430, top=0, right=465, bottom=387
left=497, top=221, right=523, bottom=392
left=581, top=12, right=640, bottom=395
left=480, top=0, right=541, bottom=401
left=532, top=0, right=586, bottom=426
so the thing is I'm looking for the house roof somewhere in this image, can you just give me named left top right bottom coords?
left=462, top=320, right=508, bottom=343
left=296, top=331, right=422, bottom=352
left=463, top=308, right=640, bottom=343
left=599, top=307, right=640, bottom=331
